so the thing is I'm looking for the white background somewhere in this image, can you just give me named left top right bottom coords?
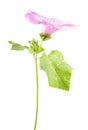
left=0, top=0, right=88, bottom=130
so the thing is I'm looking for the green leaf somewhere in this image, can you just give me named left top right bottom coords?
left=28, top=38, right=44, bottom=54
left=8, top=41, right=29, bottom=51
left=40, top=50, right=72, bottom=91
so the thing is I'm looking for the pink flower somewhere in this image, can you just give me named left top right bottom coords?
left=25, top=10, right=76, bottom=35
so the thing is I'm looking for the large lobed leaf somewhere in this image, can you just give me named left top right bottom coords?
left=40, top=50, right=72, bottom=91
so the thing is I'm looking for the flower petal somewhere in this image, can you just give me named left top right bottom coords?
left=25, top=10, right=76, bottom=35
left=25, top=10, right=46, bottom=24
left=41, top=18, right=64, bottom=34
left=42, top=23, right=58, bottom=35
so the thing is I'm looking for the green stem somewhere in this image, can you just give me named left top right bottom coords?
left=34, top=54, right=39, bottom=130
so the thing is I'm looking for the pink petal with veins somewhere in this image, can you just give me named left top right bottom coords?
left=25, top=10, right=45, bottom=24
left=25, top=10, right=76, bottom=35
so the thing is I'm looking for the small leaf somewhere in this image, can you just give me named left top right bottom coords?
left=8, top=41, right=29, bottom=51
left=40, top=50, right=72, bottom=91
left=38, top=46, right=45, bottom=53
left=28, top=39, right=44, bottom=54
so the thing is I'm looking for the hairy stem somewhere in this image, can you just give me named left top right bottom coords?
left=34, top=54, right=39, bottom=130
